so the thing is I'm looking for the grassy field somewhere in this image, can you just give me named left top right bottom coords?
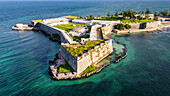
left=57, top=62, right=74, bottom=73
left=122, top=19, right=155, bottom=23
left=53, top=22, right=89, bottom=32
left=80, top=64, right=99, bottom=75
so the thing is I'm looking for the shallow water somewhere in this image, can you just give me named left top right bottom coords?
left=0, top=1, right=170, bottom=96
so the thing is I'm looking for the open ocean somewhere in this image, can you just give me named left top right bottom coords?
left=0, top=1, right=170, bottom=96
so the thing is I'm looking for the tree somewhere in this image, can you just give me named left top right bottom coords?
left=154, top=12, right=158, bottom=17
left=125, top=24, right=131, bottom=29
left=137, top=15, right=143, bottom=20
left=87, top=15, right=90, bottom=19
left=80, top=16, right=83, bottom=19
left=154, top=16, right=158, bottom=20
left=116, top=24, right=124, bottom=30
left=145, top=14, right=150, bottom=19
left=90, top=15, right=93, bottom=20
left=122, top=10, right=136, bottom=19
left=107, top=12, right=110, bottom=17
left=154, top=12, right=158, bottom=20
left=145, top=8, right=151, bottom=14
left=142, top=11, right=144, bottom=14
left=158, top=13, right=161, bottom=16
left=115, top=10, right=118, bottom=16
left=161, top=10, right=169, bottom=16
left=132, top=11, right=137, bottom=18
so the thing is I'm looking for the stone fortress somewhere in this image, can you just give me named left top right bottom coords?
left=31, top=17, right=114, bottom=79
left=30, top=16, right=163, bottom=80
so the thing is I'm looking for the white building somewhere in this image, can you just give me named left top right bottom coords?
left=81, top=38, right=90, bottom=43
left=91, top=20, right=120, bottom=25
left=90, top=24, right=102, bottom=41
left=43, top=18, right=69, bottom=26
left=48, top=22, right=68, bottom=26
left=70, top=27, right=89, bottom=37
left=72, top=19, right=91, bottom=25
left=16, top=24, right=28, bottom=28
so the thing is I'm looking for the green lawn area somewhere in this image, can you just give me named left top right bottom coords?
left=63, top=40, right=104, bottom=57
left=122, top=19, right=155, bottom=23
left=80, top=64, right=99, bottom=75
left=57, top=62, right=74, bottom=73
left=53, top=22, right=89, bottom=32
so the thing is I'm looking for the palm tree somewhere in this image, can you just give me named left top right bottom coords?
left=107, top=12, right=110, bottom=17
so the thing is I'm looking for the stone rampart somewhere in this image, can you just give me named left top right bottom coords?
left=60, top=39, right=113, bottom=75
left=122, top=21, right=161, bottom=29
left=60, top=45, right=78, bottom=71
left=37, top=23, right=72, bottom=43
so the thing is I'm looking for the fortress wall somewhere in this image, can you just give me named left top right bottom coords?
left=76, top=39, right=113, bottom=75
left=37, top=23, right=68, bottom=43
left=102, top=24, right=113, bottom=36
left=123, top=23, right=140, bottom=29
left=92, top=39, right=113, bottom=64
left=123, top=21, right=160, bottom=29
left=146, top=21, right=160, bottom=29
left=77, top=53, right=92, bottom=75
left=60, top=45, right=78, bottom=71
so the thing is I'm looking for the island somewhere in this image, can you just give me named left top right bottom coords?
left=14, top=9, right=170, bottom=80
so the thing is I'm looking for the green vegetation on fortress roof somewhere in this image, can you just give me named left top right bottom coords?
left=53, top=22, right=90, bottom=32
left=63, top=40, right=104, bottom=57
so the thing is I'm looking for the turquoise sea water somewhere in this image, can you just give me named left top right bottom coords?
left=0, top=1, right=170, bottom=96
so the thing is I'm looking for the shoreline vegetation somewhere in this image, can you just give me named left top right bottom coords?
left=63, top=9, right=170, bottom=22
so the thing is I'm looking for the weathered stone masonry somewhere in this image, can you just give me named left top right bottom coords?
left=60, top=39, right=113, bottom=75
left=36, top=22, right=70, bottom=43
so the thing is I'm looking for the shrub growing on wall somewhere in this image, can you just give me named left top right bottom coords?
left=115, top=24, right=124, bottom=30
left=125, top=24, right=131, bottom=29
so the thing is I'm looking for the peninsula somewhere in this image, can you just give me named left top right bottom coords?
left=14, top=9, right=170, bottom=80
